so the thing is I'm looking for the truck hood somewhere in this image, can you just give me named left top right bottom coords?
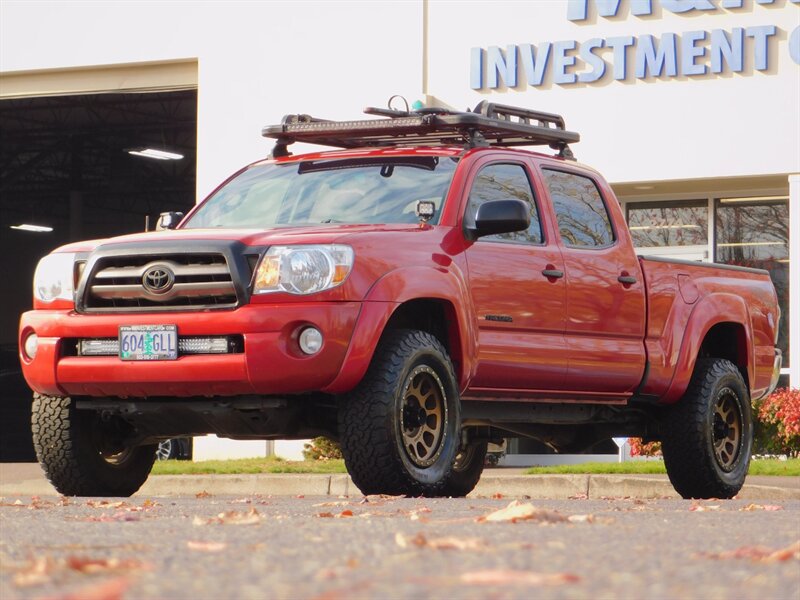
left=54, top=224, right=428, bottom=253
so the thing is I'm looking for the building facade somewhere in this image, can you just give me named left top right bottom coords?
left=1, top=1, right=797, bottom=461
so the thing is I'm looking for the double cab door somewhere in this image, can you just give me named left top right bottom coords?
left=464, top=158, right=569, bottom=392
left=464, top=157, right=646, bottom=397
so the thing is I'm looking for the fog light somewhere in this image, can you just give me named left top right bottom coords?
left=24, top=333, right=39, bottom=360
left=298, top=327, right=323, bottom=355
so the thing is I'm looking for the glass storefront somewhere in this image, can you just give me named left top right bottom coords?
left=624, top=195, right=790, bottom=371
left=627, top=200, right=708, bottom=249
left=715, top=197, right=790, bottom=366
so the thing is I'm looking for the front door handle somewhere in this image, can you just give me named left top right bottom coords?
left=618, top=275, right=637, bottom=285
left=542, top=268, right=564, bottom=279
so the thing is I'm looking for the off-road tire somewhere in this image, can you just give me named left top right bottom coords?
left=660, top=358, right=752, bottom=499
left=339, top=329, right=460, bottom=497
left=32, top=394, right=156, bottom=497
left=441, top=440, right=487, bottom=497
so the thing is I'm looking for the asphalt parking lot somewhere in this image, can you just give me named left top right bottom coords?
left=1, top=494, right=798, bottom=600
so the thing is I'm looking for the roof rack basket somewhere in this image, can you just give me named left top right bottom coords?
left=262, top=100, right=579, bottom=160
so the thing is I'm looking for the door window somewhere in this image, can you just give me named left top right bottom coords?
left=465, top=163, right=543, bottom=244
left=543, top=169, right=614, bottom=248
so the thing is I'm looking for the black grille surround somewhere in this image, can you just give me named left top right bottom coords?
left=75, top=240, right=262, bottom=314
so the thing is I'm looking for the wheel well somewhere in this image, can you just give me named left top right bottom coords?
left=699, top=322, right=749, bottom=386
left=383, top=299, right=462, bottom=381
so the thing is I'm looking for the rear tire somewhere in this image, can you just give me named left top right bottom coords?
left=441, top=440, right=487, bottom=497
left=339, top=329, right=460, bottom=497
left=32, top=394, right=156, bottom=497
left=660, top=359, right=752, bottom=499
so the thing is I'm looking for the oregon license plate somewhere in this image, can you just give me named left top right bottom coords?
left=119, top=325, right=178, bottom=361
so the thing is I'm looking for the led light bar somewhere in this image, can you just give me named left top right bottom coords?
left=78, top=337, right=234, bottom=356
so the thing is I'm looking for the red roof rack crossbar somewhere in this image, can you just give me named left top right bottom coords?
left=262, top=100, right=579, bottom=160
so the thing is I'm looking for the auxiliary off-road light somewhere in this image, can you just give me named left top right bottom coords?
left=78, top=337, right=234, bottom=356
left=298, top=327, right=323, bottom=355
left=23, top=333, right=38, bottom=360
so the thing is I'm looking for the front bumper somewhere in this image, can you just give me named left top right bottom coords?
left=19, top=302, right=363, bottom=398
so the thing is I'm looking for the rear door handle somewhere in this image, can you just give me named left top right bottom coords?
left=542, top=269, right=564, bottom=279
left=618, top=275, right=637, bottom=285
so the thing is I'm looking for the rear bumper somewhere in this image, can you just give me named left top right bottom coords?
left=766, top=349, right=782, bottom=398
left=18, top=302, right=365, bottom=397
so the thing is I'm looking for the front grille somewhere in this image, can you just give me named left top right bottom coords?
left=83, top=254, right=238, bottom=311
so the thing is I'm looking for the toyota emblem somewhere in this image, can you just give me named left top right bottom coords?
left=142, top=266, right=175, bottom=294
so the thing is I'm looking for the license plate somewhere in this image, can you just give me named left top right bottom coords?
left=119, top=325, right=178, bottom=361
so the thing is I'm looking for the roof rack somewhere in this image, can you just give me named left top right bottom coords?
left=262, top=100, right=579, bottom=160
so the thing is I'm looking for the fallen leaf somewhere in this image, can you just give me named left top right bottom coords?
left=38, top=577, right=130, bottom=600
left=396, top=532, right=487, bottom=551
left=193, top=508, right=262, bottom=526
left=336, top=510, right=354, bottom=518
left=186, top=541, right=227, bottom=552
left=12, top=556, right=56, bottom=587
left=741, top=503, right=783, bottom=512
left=491, top=493, right=504, bottom=499
left=689, top=504, right=721, bottom=512
left=567, top=514, right=594, bottom=523
left=478, top=500, right=567, bottom=524
left=568, top=493, right=589, bottom=500
left=460, top=570, right=580, bottom=586
left=317, top=512, right=335, bottom=518
left=77, top=511, right=140, bottom=523
left=85, top=500, right=127, bottom=510
left=195, top=491, right=212, bottom=499
left=698, top=541, right=800, bottom=563
left=65, top=556, right=149, bottom=575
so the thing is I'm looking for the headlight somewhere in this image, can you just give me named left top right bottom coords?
left=33, top=253, right=77, bottom=303
left=253, top=245, right=354, bottom=295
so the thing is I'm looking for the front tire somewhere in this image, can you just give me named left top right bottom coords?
left=32, top=394, right=156, bottom=497
left=339, top=330, right=460, bottom=497
left=660, top=359, right=752, bottom=499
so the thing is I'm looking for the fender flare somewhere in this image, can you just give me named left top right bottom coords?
left=323, top=266, right=477, bottom=394
left=661, top=292, right=753, bottom=404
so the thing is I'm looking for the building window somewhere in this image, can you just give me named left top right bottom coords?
left=543, top=169, right=614, bottom=248
left=626, top=200, right=708, bottom=248
left=715, top=197, right=790, bottom=366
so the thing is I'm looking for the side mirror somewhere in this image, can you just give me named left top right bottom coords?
left=471, top=200, right=530, bottom=239
left=156, top=211, right=184, bottom=231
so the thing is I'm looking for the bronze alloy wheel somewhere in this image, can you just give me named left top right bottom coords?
left=399, top=365, right=448, bottom=468
left=712, top=387, right=743, bottom=471
left=101, top=447, right=137, bottom=467
left=453, top=443, right=479, bottom=472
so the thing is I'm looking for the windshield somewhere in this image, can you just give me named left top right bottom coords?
left=184, top=156, right=458, bottom=229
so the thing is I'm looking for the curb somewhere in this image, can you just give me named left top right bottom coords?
left=1, top=473, right=797, bottom=500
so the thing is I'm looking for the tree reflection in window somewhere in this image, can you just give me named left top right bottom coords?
left=716, top=198, right=790, bottom=365
left=626, top=200, right=708, bottom=248
left=544, top=170, right=614, bottom=248
left=466, top=163, right=543, bottom=244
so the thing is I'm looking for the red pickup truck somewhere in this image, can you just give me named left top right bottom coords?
left=19, top=102, right=782, bottom=499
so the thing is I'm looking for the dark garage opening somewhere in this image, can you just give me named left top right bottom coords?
left=0, top=89, right=198, bottom=461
